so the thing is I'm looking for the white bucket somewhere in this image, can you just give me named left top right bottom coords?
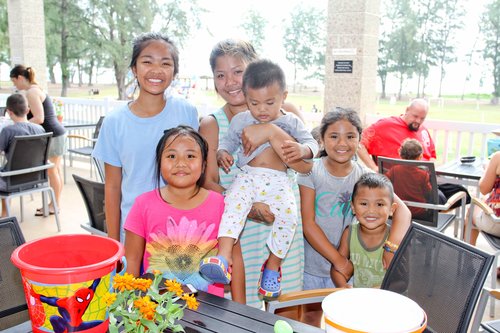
left=321, top=288, right=427, bottom=333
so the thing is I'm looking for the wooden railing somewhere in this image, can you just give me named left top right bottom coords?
left=1, top=94, right=498, bottom=165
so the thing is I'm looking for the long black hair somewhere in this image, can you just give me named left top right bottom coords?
left=318, top=107, right=363, bottom=157
left=154, top=125, right=209, bottom=192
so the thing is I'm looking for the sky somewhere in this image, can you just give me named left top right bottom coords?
left=179, top=0, right=326, bottom=78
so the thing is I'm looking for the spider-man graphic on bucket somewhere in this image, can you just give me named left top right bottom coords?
left=29, top=278, right=103, bottom=333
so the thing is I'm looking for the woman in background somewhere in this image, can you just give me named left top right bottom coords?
left=10, top=65, right=66, bottom=215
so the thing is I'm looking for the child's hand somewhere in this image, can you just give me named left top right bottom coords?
left=282, top=140, right=310, bottom=163
left=217, top=150, right=234, bottom=174
left=334, top=257, right=353, bottom=280
left=241, top=124, right=270, bottom=156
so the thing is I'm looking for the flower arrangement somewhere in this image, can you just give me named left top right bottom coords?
left=104, top=271, right=199, bottom=333
left=52, top=98, right=64, bottom=116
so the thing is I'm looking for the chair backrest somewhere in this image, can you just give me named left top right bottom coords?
left=93, top=157, right=105, bottom=183
left=72, top=174, right=106, bottom=233
left=378, top=156, right=440, bottom=227
left=381, top=223, right=494, bottom=333
left=0, top=217, right=28, bottom=329
left=92, top=116, right=105, bottom=142
left=3, top=132, right=53, bottom=192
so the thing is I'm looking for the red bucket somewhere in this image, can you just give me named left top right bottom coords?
left=11, top=234, right=124, bottom=333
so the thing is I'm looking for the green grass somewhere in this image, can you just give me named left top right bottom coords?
left=374, top=99, right=500, bottom=123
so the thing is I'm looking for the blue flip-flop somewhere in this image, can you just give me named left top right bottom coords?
left=199, top=255, right=232, bottom=284
left=258, top=261, right=282, bottom=298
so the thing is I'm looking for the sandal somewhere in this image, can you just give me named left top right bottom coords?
left=258, top=260, right=282, bottom=298
left=199, top=256, right=231, bottom=284
left=34, top=208, right=57, bottom=216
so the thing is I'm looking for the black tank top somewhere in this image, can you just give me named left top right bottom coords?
left=27, top=95, right=66, bottom=137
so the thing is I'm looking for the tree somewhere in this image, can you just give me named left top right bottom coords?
left=45, top=0, right=93, bottom=95
left=435, top=0, right=464, bottom=97
left=240, top=9, right=267, bottom=53
left=86, top=0, right=203, bottom=99
left=390, top=23, right=419, bottom=100
left=378, top=33, right=390, bottom=99
left=482, top=0, right=500, bottom=103
left=412, top=0, right=442, bottom=97
left=283, top=4, right=325, bottom=92
left=382, top=0, right=419, bottom=100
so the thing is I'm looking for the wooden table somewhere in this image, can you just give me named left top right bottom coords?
left=179, top=291, right=324, bottom=333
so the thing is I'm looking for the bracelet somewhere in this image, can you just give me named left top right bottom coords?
left=383, top=244, right=397, bottom=254
left=384, top=240, right=399, bottom=250
left=383, top=240, right=399, bottom=254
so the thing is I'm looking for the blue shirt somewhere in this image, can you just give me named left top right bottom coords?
left=92, top=96, right=198, bottom=241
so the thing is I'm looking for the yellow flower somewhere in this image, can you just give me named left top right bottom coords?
left=165, top=279, right=183, bottom=296
left=182, top=293, right=199, bottom=310
left=103, top=292, right=117, bottom=306
left=112, top=272, right=135, bottom=291
left=107, top=274, right=199, bottom=332
left=152, top=269, right=162, bottom=276
left=134, top=296, right=158, bottom=321
left=132, top=277, right=152, bottom=292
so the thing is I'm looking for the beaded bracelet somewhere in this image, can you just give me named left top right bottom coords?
left=383, top=240, right=399, bottom=253
left=383, top=244, right=397, bottom=254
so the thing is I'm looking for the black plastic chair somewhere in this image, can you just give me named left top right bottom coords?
left=93, top=157, right=105, bottom=183
left=65, top=116, right=105, bottom=181
left=381, top=223, right=494, bottom=333
left=378, top=157, right=467, bottom=233
left=0, top=217, right=28, bottom=330
left=482, top=317, right=500, bottom=333
left=0, top=133, right=61, bottom=231
left=72, top=174, right=106, bottom=237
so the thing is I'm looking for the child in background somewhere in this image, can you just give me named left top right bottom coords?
left=310, top=126, right=321, bottom=157
left=92, top=32, right=199, bottom=243
left=385, top=138, right=432, bottom=220
left=0, top=93, right=45, bottom=216
left=124, top=126, right=225, bottom=296
left=330, top=173, right=397, bottom=288
left=297, top=108, right=411, bottom=327
left=200, top=59, right=317, bottom=298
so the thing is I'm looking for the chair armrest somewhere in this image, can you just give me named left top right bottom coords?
left=403, top=201, right=449, bottom=210
left=266, top=288, right=343, bottom=313
left=67, top=134, right=95, bottom=142
left=0, top=163, right=54, bottom=177
left=442, top=191, right=467, bottom=210
left=489, top=288, right=500, bottom=300
left=276, top=288, right=343, bottom=302
left=472, top=197, right=495, bottom=216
